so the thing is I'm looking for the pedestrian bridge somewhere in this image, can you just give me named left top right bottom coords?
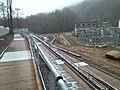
left=0, top=34, right=42, bottom=90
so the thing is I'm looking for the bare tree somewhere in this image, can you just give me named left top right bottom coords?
left=9, top=0, right=13, bottom=33
left=6, top=0, right=10, bottom=28
left=0, top=2, right=6, bottom=26
left=14, top=8, right=21, bottom=28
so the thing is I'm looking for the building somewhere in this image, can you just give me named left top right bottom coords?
left=74, top=21, right=97, bottom=36
left=0, top=26, right=9, bottom=37
left=118, top=20, right=120, bottom=28
left=13, top=28, right=28, bottom=33
left=73, top=21, right=120, bottom=47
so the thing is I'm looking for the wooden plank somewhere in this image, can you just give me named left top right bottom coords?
left=0, top=60, right=38, bottom=90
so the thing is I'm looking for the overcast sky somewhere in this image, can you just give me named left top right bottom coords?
left=12, top=0, right=84, bottom=16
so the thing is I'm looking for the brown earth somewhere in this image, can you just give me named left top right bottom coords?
left=45, top=33, right=120, bottom=77
left=57, top=44, right=120, bottom=77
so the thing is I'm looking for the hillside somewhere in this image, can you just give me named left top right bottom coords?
left=70, top=0, right=120, bottom=26
left=1, top=0, right=120, bottom=33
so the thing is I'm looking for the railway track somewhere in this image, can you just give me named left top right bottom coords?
left=34, top=37, right=87, bottom=90
left=52, top=44, right=120, bottom=89
left=57, top=45, right=120, bottom=78
left=53, top=45, right=120, bottom=79
left=50, top=46, right=117, bottom=90
left=31, top=33, right=118, bottom=90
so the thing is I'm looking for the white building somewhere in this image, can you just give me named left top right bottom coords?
left=118, top=20, right=120, bottom=28
left=0, top=26, right=9, bottom=37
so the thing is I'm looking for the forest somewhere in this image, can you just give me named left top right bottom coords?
left=70, top=0, right=120, bottom=26
left=0, top=0, right=120, bottom=33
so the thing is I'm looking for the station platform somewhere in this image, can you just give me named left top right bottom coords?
left=0, top=34, right=42, bottom=90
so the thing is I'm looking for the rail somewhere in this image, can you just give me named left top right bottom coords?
left=31, top=33, right=117, bottom=90
left=52, top=46, right=117, bottom=90
left=0, top=34, right=13, bottom=59
left=23, top=32, right=68, bottom=90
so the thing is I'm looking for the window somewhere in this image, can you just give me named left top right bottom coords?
left=82, top=24, right=85, bottom=27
